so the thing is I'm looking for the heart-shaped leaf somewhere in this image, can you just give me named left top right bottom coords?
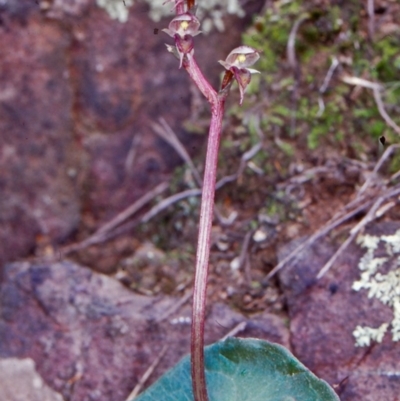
left=133, top=337, right=340, bottom=401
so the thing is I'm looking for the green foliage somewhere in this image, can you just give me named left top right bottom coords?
left=133, top=338, right=339, bottom=401
left=238, top=0, right=400, bottom=153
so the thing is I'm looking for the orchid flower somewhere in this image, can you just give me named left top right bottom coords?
left=219, top=46, right=260, bottom=104
left=163, top=12, right=202, bottom=68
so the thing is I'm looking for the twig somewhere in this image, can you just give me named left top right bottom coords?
left=263, top=198, right=374, bottom=283
left=317, top=185, right=400, bottom=278
left=221, top=321, right=247, bottom=341
left=341, top=75, right=400, bottom=136
left=61, top=182, right=169, bottom=254
left=96, top=188, right=203, bottom=244
left=367, top=0, right=375, bottom=39
left=316, top=57, right=340, bottom=117
left=372, top=86, right=400, bottom=136
left=141, top=188, right=202, bottom=223
left=286, top=14, right=309, bottom=70
left=155, top=290, right=192, bottom=323
left=215, top=142, right=262, bottom=189
left=358, top=144, right=400, bottom=195
left=125, top=345, right=168, bottom=401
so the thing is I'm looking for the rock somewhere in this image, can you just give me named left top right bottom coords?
left=0, top=0, right=260, bottom=269
left=278, top=222, right=400, bottom=401
left=0, top=358, right=64, bottom=401
left=0, top=260, right=289, bottom=401
left=0, top=11, right=80, bottom=268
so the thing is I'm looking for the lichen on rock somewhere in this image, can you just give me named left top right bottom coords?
left=96, top=0, right=245, bottom=31
left=96, top=0, right=133, bottom=22
left=352, top=230, right=400, bottom=346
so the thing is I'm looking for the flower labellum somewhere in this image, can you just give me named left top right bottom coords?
left=175, top=35, right=194, bottom=68
left=219, top=46, right=260, bottom=104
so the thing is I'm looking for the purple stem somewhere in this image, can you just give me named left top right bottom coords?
left=190, top=96, right=225, bottom=401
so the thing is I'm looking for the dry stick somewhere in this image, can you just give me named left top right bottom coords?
left=266, top=144, right=400, bottom=281
left=61, top=181, right=169, bottom=254
left=286, top=13, right=309, bottom=70
left=96, top=188, right=203, bottom=245
left=317, top=185, right=400, bottom=279
left=152, top=117, right=231, bottom=226
left=153, top=116, right=262, bottom=226
left=367, top=0, right=375, bottom=39
left=316, top=57, right=339, bottom=117
left=317, top=144, right=400, bottom=280
left=372, top=86, right=400, bottom=136
left=126, top=345, right=168, bottom=401
left=263, top=198, right=373, bottom=283
left=358, top=144, right=400, bottom=195
left=221, top=321, right=247, bottom=341
left=341, top=76, right=400, bottom=136
left=155, top=290, right=192, bottom=323
left=141, top=188, right=202, bottom=223
left=286, top=13, right=309, bottom=136
left=92, top=146, right=264, bottom=246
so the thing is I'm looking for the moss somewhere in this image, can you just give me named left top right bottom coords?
left=237, top=0, right=400, bottom=155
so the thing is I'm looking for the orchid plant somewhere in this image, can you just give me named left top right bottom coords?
left=132, top=2, right=340, bottom=401
left=163, top=2, right=260, bottom=401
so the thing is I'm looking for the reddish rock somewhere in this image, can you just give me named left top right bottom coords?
left=0, top=11, right=80, bottom=268
left=0, top=0, right=263, bottom=266
left=0, top=260, right=289, bottom=401
left=279, top=222, right=400, bottom=401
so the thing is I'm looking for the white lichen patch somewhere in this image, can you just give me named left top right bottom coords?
left=353, top=323, right=389, bottom=347
left=352, top=229, right=400, bottom=346
left=96, top=0, right=244, bottom=31
left=148, top=0, right=244, bottom=32
left=96, top=0, right=133, bottom=23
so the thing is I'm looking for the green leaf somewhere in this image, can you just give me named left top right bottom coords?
left=134, top=338, right=340, bottom=401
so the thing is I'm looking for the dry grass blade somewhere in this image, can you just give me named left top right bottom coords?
left=152, top=118, right=203, bottom=186
left=125, top=345, right=168, bottom=401
left=62, top=182, right=169, bottom=254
